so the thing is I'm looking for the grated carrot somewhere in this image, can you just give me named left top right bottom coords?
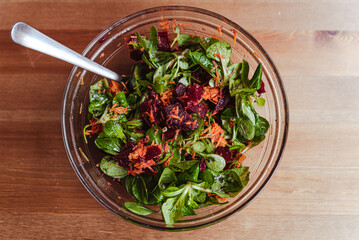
left=121, top=81, right=129, bottom=93
left=164, top=155, right=173, bottom=166
left=79, top=103, right=83, bottom=114
left=215, top=195, right=228, bottom=203
left=253, top=52, right=260, bottom=58
left=230, top=29, right=237, bottom=46
left=160, top=89, right=173, bottom=106
left=80, top=76, right=84, bottom=86
left=217, top=25, right=223, bottom=37
left=202, top=86, right=221, bottom=103
left=100, top=52, right=105, bottom=58
left=108, top=80, right=122, bottom=95
left=109, top=103, right=131, bottom=115
left=76, top=71, right=81, bottom=77
left=168, top=59, right=176, bottom=68
left=199, top=120, right=227, bottom=147
left=270, top=124, right=273, bottom=135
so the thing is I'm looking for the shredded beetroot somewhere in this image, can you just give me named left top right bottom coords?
left=144, top=145, right=162, bottom=160
left=257, top=81, right=266, bottom=94
left=158, top=31, right=171, bottom=52
left=113, top=141, right=135, bottom=169
left=140, top=91, right=165, bottom=127
left=164, top=103, right=198, bottom=131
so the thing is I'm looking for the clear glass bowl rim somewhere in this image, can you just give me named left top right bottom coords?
left=61, top=5, right=289, bottom=231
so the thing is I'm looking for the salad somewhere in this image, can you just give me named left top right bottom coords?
left=83, top=25, right=269, bottom=225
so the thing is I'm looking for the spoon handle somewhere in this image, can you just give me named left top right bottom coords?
left=11, top=22, right=121, bottom=81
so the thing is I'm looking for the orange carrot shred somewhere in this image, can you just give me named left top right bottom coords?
left=218, top=25, right=223, bottom=36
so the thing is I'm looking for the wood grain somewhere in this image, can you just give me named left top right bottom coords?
left=1, top=0, right=359, bottom=239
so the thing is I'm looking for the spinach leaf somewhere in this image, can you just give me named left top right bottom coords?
left=169, top=149, right=198, bottom=170
left=103, top=120, right=126, bottom=142
left=135, top=26, right=158, bottom=59
left=124, top=202, right=156, bottom=215
left=131, top=176, right=149, bottom=203
left=161, top=196, right=183, bottom=225
left=172, top=26, right=202, bottom=47
left=177, top=162, right=200, bottom=183
left=256, top=97, right=265, bottom=107
left=145, top=126, right=163, bottom=145
left=88, top=79, right=110, bottom=117
left=241, top=59, right=250, bottom=87
left=211, top=166, right=249, bottom=197
left=199, top=153, right=226, bottom=172
left=192, top=141, right=206, bottom=153
left=206, top=40, right=232, bottom=80
left=252, top=116, right=270, bottom=146
left=236, top=117, right=255, bottom=141
left=249, top=63, right=262, bottom=90
left=188, top=113, right=204, bottom=143
left=112, top=91, right=129, bottom=108
left=95, top=132, right=122, bottom=155
left=100, top=156, right=128, bottom=179
left=158, top=167, right=176, bottom=190
left=189, top=51, right=216, bottom=77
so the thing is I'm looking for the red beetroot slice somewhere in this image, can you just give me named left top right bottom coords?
left=199, top=158, right=206, bottom=172
left=257, top=81, right=266, bottom=94
left=140, top=91, right=165, bottom=127
left=215, top=146, right=232, bottom=163
left=174, top=83, right=187, bottom=98
left=184, top=84, right=203, bottom=106
left=144, top=145, right=162, bottom=160
left=158, top=31, right=171, bottom=52
left=186, top=102, right=208, bottom=119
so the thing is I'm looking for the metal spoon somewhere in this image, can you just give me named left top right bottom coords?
left=10, top=22, right=121, bottom=82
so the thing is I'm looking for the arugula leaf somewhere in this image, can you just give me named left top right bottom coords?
left=100, top=156, right=128, bottom=179
left=124, top=202, right=156, bottom=215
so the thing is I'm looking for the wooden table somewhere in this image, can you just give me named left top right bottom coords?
left=1, top=1, right=359, bottom=239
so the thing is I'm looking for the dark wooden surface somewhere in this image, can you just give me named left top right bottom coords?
left=1, top=1, right=359, bottom=239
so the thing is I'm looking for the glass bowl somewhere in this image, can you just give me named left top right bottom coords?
left=62, top=6, right=289, bottom=230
